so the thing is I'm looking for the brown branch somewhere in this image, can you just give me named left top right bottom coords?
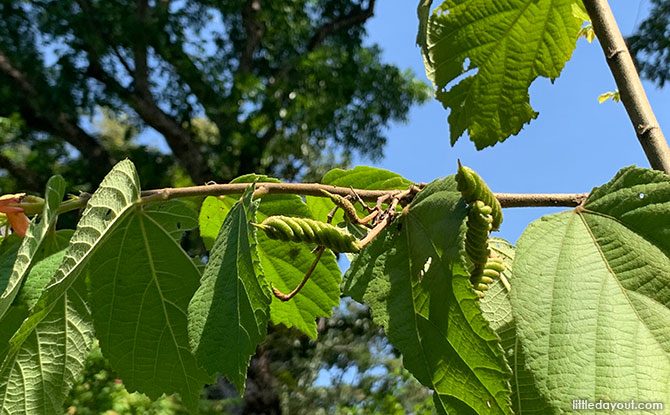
left=72, top=0, right=214, bottom=184
left=308, top=0, right=376, bottom=51
left=128, top=59, right=213, bottom=182
left=493, top=193, right=587, bottom=207
left=139, top=182, right=587, bottom=207
left=0, top=53, right=38, bottom=97
left=60, top=185, right=588, bottom=216
left=582, top=0, right=670, bottom=174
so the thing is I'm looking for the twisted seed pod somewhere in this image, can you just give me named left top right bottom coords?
left=253, top=215, right=361, bottom=253
left=319, top=189, right=360, bottom=223
left=465, top=201, right=492, bottom=266
left=471, top=256, right=506, bottom=298
left=456, top=162, right=503, bottom=230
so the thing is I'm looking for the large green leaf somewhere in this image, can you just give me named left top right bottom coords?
left=306, top=166, right=414, bottom=225
left=0, top=175, right=66, bottom=320
left=512, top=166, right=670, bottom=411
left=480, top=238, right=554, bottom=414
left=15, top=249, right=66, bottom=311
left=87, top=207, right=210, bottom=411
left=343, top=177, right=512, bottom=415
left=421, top=0, right=582, bottom=148
left=199, top=174, right=341, bottom=339
left=0, top=160, right=140, bottom=415
left=0, top=235, right=21, bottom=297
left=144, top=199, right=198, bottom=243
left=189, top=185, right=271, bottom=393
left=0, top=231, right=72, bottom=362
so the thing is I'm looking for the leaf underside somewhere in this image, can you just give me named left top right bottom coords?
left=0, top=175, right=66, bottom=320
left=0, top=160, right=140, bottom=415
left=87, top=209, right=210, bottom=411
left=512, top=166, right=670, bottom=412
left=480, top=238, right=555, bottom=414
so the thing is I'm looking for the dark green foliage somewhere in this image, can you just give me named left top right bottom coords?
left=629, top=0, right=670, bottom=87
left=64, top=343, right=228, bottom=415
left=0, top=0, right=429, bottom=191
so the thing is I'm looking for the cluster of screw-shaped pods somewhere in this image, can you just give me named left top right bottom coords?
left=457, top=163, right=506, bottom=298
left=253, top=215, right=361, bottom=253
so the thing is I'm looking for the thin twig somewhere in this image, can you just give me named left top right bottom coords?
left=271, top=247, right=325, bottom=301
left=52, top=184, right=589, bottom=216
left=582, top=0, right=670, bottom=174
left=493, top=193, right=587, bottom=207
left=358, top=195, right=402, bottom=249
left=140, top=182, right=424, bottom=203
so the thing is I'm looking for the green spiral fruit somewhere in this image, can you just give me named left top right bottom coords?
left=253, top=215, right=361, bottom=253
left=471, top=256, right=505, bottom=298
left=319, top=189, right=360, bottom=223
left=465, top=201, right=492, bottom=266
left=456, top=162, right=503, bottom=230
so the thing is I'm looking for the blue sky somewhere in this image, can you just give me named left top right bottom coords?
left=361, top=0, right=668, bottom=243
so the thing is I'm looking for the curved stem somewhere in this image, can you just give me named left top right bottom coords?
left=271, top=247, right=325, bottom=301
left=582, top=0, right=670, bottom=173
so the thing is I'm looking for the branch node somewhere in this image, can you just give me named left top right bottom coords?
left=606, top=46, right=626, bottom=60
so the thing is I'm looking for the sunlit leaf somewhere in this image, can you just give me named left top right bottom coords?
left=480, top=238, right=554, bottom=414
left=189, top=185, right=271, bottom=393
left=344, top=177, right=512, bottom=415
left=420, top=0, right=582, bottom=148
left=199, top=174, right=341, bottom=339
left=512, top=166, right=670, bottom=410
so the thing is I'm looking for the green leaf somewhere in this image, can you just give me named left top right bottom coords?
left=598, top=90, right=620, bottom=103
left=199, top=194, right=235, bottom=251
left=343, top=177, right=512, bottom=415
left=144, top=199, right=198, bottom=242
left=0, top=235, right=21, bottom=295
left=0, top=231, right=71, bottom=368
left=87, top=207, right=210, bottom=411
left=422, top=0, right=582, bottom=148
left=0, top=306, right=26, bottom=361
left=512, top=166, right=670, bottom=410
left=38, top=229, right=75, bottom=258
left=189, top=185, right=271, bottom=393
left=0, top=160, right=140, bottom=415
left=306, top=166, right=414, bottom=225
left=256, top=233, right=340, bottom=339
left=480, top=238, right=554, bottom=414
left=0, top=175, right=66, bottom=320
left=15, top=249, right=66, bottom=311
left=416, top=0, right=434, bottom=58
left=479, top=238, right=514, bottom=333
left=199, top=174, right=341, bottom=339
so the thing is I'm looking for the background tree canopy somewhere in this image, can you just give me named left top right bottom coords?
left=629, top=0, right=670, bottom=87
left=0, top=0, right=429, bottom=192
